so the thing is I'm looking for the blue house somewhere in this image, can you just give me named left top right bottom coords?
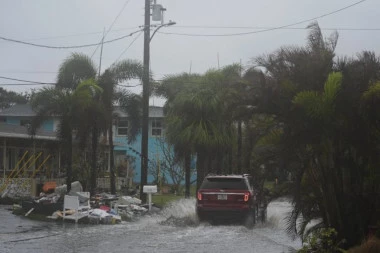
left=112, top=105, right=167, bottom=183
left=0, top=104, right=171, bottom=184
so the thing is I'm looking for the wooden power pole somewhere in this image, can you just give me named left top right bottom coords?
left=140, top=0, right=151, bottom=203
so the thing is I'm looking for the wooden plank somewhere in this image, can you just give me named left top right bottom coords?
left=25, top=208, right=34, bottom=216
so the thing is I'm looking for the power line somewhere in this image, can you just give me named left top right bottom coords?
left=0, top=26, right=140, bottom=44
left=117, top=84, right=140, bottom=88
left=158, top=0, right=368, bottom=37
left=91, top=0, right=133, bottom=58
left=3, top=24, right=379, bottom=46
left=112, top=31, right=143, bottom=65
left=0, top=83, right=52, bottom=86
left=0, top=29, right=144, bottom=49
left=0, top=76, right=55, bottom=85
left=0, top=82, right=141, bottom=88
left=0, top=70, right=57, bottom=74
left=174, top=25, right=380, bottom=31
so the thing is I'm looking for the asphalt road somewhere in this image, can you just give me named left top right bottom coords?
left=0, top=198, right=301, bottom=253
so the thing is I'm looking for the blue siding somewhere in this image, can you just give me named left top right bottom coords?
left=114, top=134, right=163, bottom=183
left=6, top=117, right=20, bottom=125
left=42, top=119, right=54, bottom=131
left=114, top=132, right=196, bottom=184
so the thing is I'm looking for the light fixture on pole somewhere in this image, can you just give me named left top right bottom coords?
left=150, top=21, right=176, bottom=43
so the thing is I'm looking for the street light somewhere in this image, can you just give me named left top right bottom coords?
left=150, top=21, right=176, bottom=43
left=140, top=1, right=175, bottom=202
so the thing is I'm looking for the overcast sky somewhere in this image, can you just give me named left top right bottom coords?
left=1, top=0, right=379, bottom=105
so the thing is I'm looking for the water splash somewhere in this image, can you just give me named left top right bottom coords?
left=159, top=198, right=199, bottom=227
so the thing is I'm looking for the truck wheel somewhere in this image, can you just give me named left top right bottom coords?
left=244, top=214, right=254, bottom=229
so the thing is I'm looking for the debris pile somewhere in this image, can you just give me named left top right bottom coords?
left=114, top=196, right=148, bottom=221
left=8, top=180, right=160, bottom=224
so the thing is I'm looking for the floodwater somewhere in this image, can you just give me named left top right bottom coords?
left=0, top=198, right=301, bottom=253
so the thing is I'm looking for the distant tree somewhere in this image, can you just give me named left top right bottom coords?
left=0, top=87, right=28, bottom=110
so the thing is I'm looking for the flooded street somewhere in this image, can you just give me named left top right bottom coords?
left=0, top=198, right=301, bottom=253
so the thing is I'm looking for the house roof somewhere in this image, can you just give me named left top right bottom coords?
left=0, top=123, right=57, bottom=140
left=112, top=106, right=164, bottom=118
left=0, top=104, right=164, bottom=118
left=0, top=104, right=36, bottom=117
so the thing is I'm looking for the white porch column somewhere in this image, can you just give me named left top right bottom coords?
left=58, top=148, right=61, bottom=175
left=3, top=139, right=6, bottom=178
left=108, top=151, right=110, bottom=172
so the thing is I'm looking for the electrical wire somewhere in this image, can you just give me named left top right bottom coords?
left=0, top=83, right=52, bottom=86
left=0, top=26, right=140, bottom=44
left=90, top=0, right=133, bottom=58
left=112, top=31, right=143, bottom=65
left=158, top=0, right=368, bottom=37
left=117, top=84, right=140, bottom=88
left=174, top=25, right=380, bottom=31
left=0, top=76, right=55, bottom=85
left=0, top=29, right=144, bottom=49
left=2, top=24, right=378, bottom=46
left=0, top=70, right=57, bottom=74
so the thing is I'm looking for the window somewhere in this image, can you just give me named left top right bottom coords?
left=117, top=118, right=128, bottom=135
left=151, top=118, right=162, bottom=136
left=200, top=178, right=248, bottom=190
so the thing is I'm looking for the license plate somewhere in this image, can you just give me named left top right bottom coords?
left=217, top=194, right=227, bottom=200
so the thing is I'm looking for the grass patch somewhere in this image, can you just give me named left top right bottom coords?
left=263, top=180, right=275, bottom=191
left=152, top=194, right=183, bottom=208
left=150, top=185, right=197, bottom=208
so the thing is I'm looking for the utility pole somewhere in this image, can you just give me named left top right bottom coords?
left=140, top=0, right=151, bottom=203
left=98, top=28, right=105, bottom=77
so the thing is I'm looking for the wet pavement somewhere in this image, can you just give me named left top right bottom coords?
left=0, top=198, right=301, bottom=253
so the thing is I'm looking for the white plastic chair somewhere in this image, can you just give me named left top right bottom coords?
left=63, top=195, right=80, bottom=223
left=63, top=192, right=91, bottom=223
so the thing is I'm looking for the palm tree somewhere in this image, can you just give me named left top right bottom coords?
left=57, top=53, right=143, bottom=194
left=157, top=67, right=254, bottom=193
left=163, top=73, right=234, bottom=190
left=30, top=80, right=102, bottom=192
left=74, top=79, right=104, bottom=195
left=154, top=73, right=201, bottom=197
left=252, top=32, right=380, bottom=246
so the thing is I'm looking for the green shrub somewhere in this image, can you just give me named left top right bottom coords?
left=298, top=228, right=345, bottom=253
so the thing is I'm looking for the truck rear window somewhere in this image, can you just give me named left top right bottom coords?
left=200, top=178, right=248, bottom=190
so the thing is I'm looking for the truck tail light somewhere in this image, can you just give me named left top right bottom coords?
left=197, top=192, right=202, bottom=201
left=244, top=192, right=250, bottom=202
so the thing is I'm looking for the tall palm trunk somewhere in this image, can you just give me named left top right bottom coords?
left=184, top=153, right=191, bottom=198
left=196, top=151, right=207, bottom=191
left=108, top=116, right=116, bottom=194
left=237, top=120, right=242, bottom=174
left=66, top=132, right=73, bottom=192
left=90, top=124, right=99, bottom=195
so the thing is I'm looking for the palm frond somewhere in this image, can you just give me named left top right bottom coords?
left=256, top=128, right=283, bottom=147
left=323, top=72, right=342, bottom=104
left=118, top=91, right=142, bottom=143
left=57, top=53, right=97, bottom=89
left=362, top=82, right=380, bottom=101
left=110, top=59, right=143, bottom=82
